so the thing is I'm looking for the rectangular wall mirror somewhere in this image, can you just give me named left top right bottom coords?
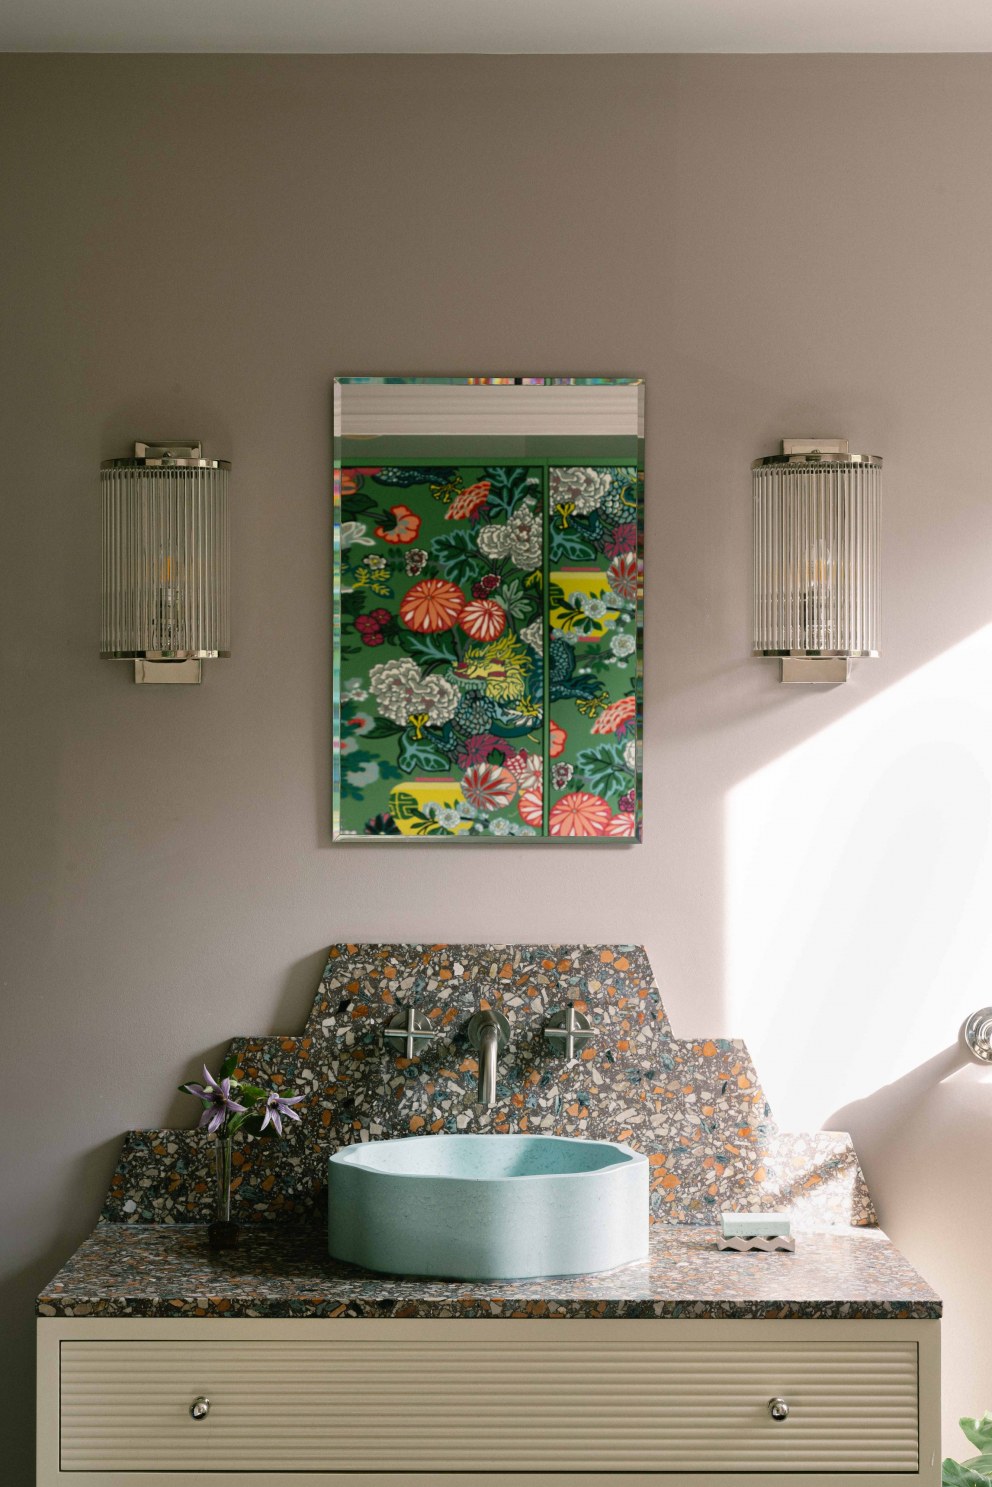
left=333, top=377, right=643, bottom=840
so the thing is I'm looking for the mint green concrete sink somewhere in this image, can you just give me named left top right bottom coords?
left=327, top=1133, right=648, bottom=1281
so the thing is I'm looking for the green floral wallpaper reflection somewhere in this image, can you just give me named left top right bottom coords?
left=334, top=462, right=642, bottom=840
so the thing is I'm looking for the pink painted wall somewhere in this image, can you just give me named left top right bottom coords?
left=2, top=53, right=991, bottom=1479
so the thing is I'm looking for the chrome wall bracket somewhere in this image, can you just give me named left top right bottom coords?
left=964, top=1008, right=992, bottom=1064
left=544, top=1004, right=594, bottom=1061
left=384, top=1007, right=436, bottom=1060
left=780, top=657, right=851, bottom=685
left=133, top=659, right=203, bottom=685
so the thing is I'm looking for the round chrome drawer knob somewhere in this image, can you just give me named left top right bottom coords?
left=768, top=1397, right=790, bottom=1422
left=190, top=1396, right=210, bottom=1420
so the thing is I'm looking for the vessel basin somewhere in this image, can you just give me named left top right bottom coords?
left=327, top=1133, right=648, bottom=1281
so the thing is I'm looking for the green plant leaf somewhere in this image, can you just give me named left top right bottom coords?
left=397, top=628, right=459, bottom=674
left=942, top=1459, right=992, bottom=1486
left=397, top=731, right=451, bottom=774
left=498, top=575, right=538, bottom=624
left=363, top=717, right=405, bottom=739
left=408, top=812, right=445, bottom=835
left=432, top=530, right=486, bottom=585
left=219, top=1053, right=238, bottom=1080
left=341, top=490, right=376, bottom=520
left=340, top=590, right=366, bottom=618
left=483, top=466, right=538, bottom=522
left=550, top=527, right=598, bottom=563
left=552, top=601, right=592, bottom=634
left=238, top=1085, right=266, bottom=1105
left=963, top=1419, right=992, bottom=1453
left=575, top=740, right=631, bottom=798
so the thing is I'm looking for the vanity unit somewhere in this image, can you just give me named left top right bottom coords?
left=38, top=1222, right=939, bottom=1485
left=36, top=945, right=943, bottom=1485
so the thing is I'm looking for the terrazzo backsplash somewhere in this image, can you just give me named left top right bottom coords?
left=104, top=944, right=875, bottom=1229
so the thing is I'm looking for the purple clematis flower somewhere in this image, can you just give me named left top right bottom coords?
left=181, top=1065, right=247, bottom=1134
left=259, top=1090, right=305, bottom=1136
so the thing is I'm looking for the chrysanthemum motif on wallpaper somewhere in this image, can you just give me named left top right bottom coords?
left=334, top=464, right=643, bottom=839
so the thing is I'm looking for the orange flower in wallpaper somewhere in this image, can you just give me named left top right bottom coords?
left=458, top=598, right=507, bottom=643
left=399, top=579, right=465, bottom=633
left=375, top=504, right=422, bottom=544
left=591, top=695, right=636, bottom=736
left=460, top=763, right=517, bottom=813
left=445, top=481, right=491, bottom=521
left=548, top=791, right=612, bottom=837
left=518, top=787, right=544, bottom=828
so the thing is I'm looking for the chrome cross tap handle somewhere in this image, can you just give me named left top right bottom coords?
left=384, top=1007, right=436, bottom=1061
left=544, top=1004, right=594, bottom=1061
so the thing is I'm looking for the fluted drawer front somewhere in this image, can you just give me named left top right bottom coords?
left=61, top=1336, right=918, bottom=1474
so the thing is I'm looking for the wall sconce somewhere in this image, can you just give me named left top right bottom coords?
left=753, top=438, right=881, bottom=684
left=100, top=441, right=230, bottom=684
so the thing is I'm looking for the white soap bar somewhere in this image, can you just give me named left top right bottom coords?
left=721, top=1211, right=792, bottom=1239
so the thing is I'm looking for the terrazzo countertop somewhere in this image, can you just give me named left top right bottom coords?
left=37, top=1223, right=941, bottom=1321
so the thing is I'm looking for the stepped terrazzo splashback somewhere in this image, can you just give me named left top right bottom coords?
left=104, top=944, right=875, bottom=1228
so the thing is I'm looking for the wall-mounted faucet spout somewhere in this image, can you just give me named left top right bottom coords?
left=467, top=1009, right=510, bottom=1107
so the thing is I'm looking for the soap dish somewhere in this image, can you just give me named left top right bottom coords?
left=717, top=1234, right=796, bottom=1254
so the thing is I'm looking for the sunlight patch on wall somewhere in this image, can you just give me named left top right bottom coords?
left=726, top=627, right=992, bottom=1131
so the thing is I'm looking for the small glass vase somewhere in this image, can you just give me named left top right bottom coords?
left=208, top=1134, right=239, bottom=1250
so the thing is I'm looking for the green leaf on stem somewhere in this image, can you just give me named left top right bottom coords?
left=363, top=717, right=405, bottom=739
left=963, top=1419, right=992, bottom=1454
left=432, top=530, right=486, bottom=586
left=941, top=1461, right=992, bottom=1486
left=397, top=628, right=459, bottom=674
left=575, top=739, right=632, bottom=797
left=397, top=730, right=451, bottom=774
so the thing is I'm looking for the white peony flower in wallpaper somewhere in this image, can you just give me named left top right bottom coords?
left=476, top=497, right=543, bottom=572
left=368, top=657, right=459, bottom=728
left=550, top=466, right=612, bottom=514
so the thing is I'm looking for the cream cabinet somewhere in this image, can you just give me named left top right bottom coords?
left=38, top=1316, right=940, bottom=1486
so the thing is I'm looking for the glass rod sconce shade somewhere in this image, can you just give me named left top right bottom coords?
left=753, top=438, right=881, bottom=684
left=101, top=441, right=231, bottom=684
